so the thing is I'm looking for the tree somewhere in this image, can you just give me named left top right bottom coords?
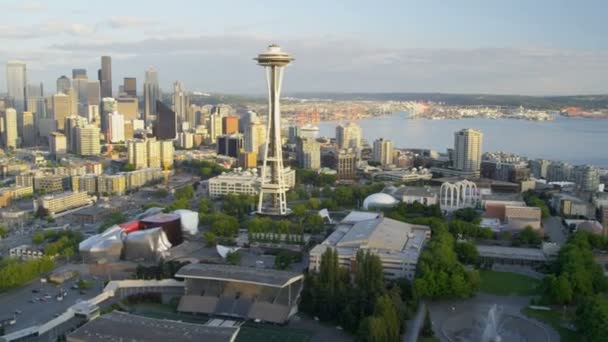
left=203, top=232, right=217, bottom=246
left=577, top=295, right=608, bottom=342
left=422, top=309, right=434, bottom=337
left=226, top=251, right=241, bottom=265
left=121, top=163, right=136, bottom=172
left=452, top=207, right=481, bottom=223
left=198, top=198, right=215, bottom=215
left=357, top=316, right=387, bottom=342
left=274, top=251, right=302, bottom=270
left=0, top=226, right=7, bottom=239
left=307, top=198, right=321, bottom=210
left=291, top=203, right=307, bottom=218
left=304, top=213, right=325, bottom=234
left=32, top=232, right=45, bottom=244
left=455, top=242, right=479, bottom=264
left=174, top=184, right=194, bottom=201
left=519, top=226, right=541, bottom=245
left=211, top=214, right=239, bottom=237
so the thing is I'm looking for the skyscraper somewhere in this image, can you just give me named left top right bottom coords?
left=172, top=81, right=189, bottom=125
left=372, top=138, right=394, bottom=166
left=155, top=100, right=177, bottom=140
left=49, top=132, right=67, bottom=159
left=87, top=81, right=101, bottom=106
left=64, top=115, right=88, bottom=153
left=6, top=61, right=27, bottom=113
left=207, top=112, right=224, bottom=142
left=107, top=112, right=125, bottom=143
left=100, top=56, right=112, bottom=98
left=52, top=93, right=71, bottom=130
left=116, top=96, right=138, bottom=121
left=56, top=75, right=71, bottom=94
left=20, top=111, right=35, bottom=147
left=147, top=139, right=161, bottom=168
left=159, top=140, right=174, bottom=169
left=222, top=116, right=239, bottom=135
left=216, top=134, right=243, bottom=158
left=453, top=128, right=483, bottom=175
left=297, top=136, right=321, bottom=170
left=76, top=125, right=100, bottom=156
left=72, top=69, right=87, bottom=79
left=244, top=121, right=266, bottom=159
left=255, top=44, right=293, bottom=215
left=3, top=108, right=18, bottom=149
left=336, top=122, right=362, bottom=149
left=123, top=77, right=137, bottom=97
left=143, top=68, right=159, bottom=125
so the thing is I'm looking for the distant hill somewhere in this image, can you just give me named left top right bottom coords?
left=289, top=92, right=608, bottom=109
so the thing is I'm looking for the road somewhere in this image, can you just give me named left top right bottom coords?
left=543, top=216, right=567, bottom=245
left=403, top=302, right=426, bottom=342
left=0, top=275, right=103, bottom=333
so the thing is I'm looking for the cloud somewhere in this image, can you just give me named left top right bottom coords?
left=103, top=16, right=158, bottom=29
left=7, top=1, right=46, bottom=12
left=0, top=22, right=95, bottom=40
left=7, top=33, right=608, bottom=95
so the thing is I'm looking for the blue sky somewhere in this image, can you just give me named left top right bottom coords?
left=1, top=0, right=607, bottom=95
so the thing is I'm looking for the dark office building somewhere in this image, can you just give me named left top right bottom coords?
left=100, top=56, right=112, bottom=98
left=155, top=100, right=177, bottom=140
left=72, top=69, right=87, bottom=79
left=217, top=134, right=243, bottom=158
left=123, top=77, right=137, bottom=97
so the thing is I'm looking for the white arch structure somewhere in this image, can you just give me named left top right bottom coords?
left=440, top=180, right=479, bottom=210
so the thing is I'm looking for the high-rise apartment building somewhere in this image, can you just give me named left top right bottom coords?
left=123, top=77, right=137, bottom=97
left=172, top=81, right=189, bottom=124
left=572, top=165, right=600, bottom=192
left=143, top=68, right=159, bottom=125
left=155, top=100, right=177, bottom=140
left=238, top=151, right=257, bottom=169
left=207, top=112, right=224, bottom=142
left=147, top=139, right=161, bottom=168
left=372, top=138, right=394, bottom=166
left=159, top=140, right=174, bottom=169
left=56, top=75, right=71, bottom=94
left=6, top=61, right=27, bottom=113
left=3, top=108, right=18, bottom=149
left=453, top=128, right=483, bottom=174
left=337, top=149, right=357, bottom=180
left=222, top=116, right=239, bottom=135
left=49, top=132, right=67, bottom=158
left=64, top=115, right=88, bottom=153
left=76, top=125, right=100, bottom=156
left=297, top=136, right=321, bottom=170
left=100, top=56, right=112, bottom=98
left=530, top=159, right=551, bottom=179
left=127, top=139, right=148, bottom=169
left=336, top=122, right=362, bottom=149
left=107, top=112, right=125, bottom=143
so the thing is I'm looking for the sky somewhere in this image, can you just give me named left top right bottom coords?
left=1, top=0, right=607, bottom=95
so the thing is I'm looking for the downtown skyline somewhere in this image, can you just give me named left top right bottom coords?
left=0, top=0, right=607, bottom=95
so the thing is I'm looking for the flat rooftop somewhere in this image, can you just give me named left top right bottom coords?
left=476, top=245, right=547, bottom=261
left=67, top=311, right=239, bottom=342
left=175, top=263, right=303, bottom=288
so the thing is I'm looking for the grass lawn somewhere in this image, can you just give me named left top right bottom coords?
left=522, top=307, right=579, bottom=342
left=479, top=271, right=540, bottom=296
left=237, top=325, right=312, bottom=342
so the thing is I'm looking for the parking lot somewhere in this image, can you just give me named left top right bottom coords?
left=0, top=275, right=103, bottom=333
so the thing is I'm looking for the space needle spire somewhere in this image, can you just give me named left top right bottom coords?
left=255, top=44, right=294, bottom=216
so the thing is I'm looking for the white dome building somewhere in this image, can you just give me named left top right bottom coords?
left=363, top=193, right=398, bottom=210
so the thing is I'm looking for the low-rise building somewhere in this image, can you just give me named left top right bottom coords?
left=551, top=193, right=594, bottom=218
left=36, top=191, right=94, bottom=217
left=504, top=206, right=542, bottom=231
left=34, top=175, right=68, bottom=194
left=0, top=185, right=34, bottom=207
left=309, top=212, right=431, bottom=280
left=9, top=244, right=44, bottom=260
left=386, top=186, right=439, bottom=205
left=206, top=167, right=296, bottom=198
left=97, top=174, right=127, bottom=196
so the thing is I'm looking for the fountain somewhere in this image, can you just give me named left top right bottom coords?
left=442, top=304, right=549, bottom=342
left=480, top=304, right=502, bottom=342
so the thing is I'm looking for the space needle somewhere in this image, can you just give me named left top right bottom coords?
left=255, top=44, right=294, bottom=216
